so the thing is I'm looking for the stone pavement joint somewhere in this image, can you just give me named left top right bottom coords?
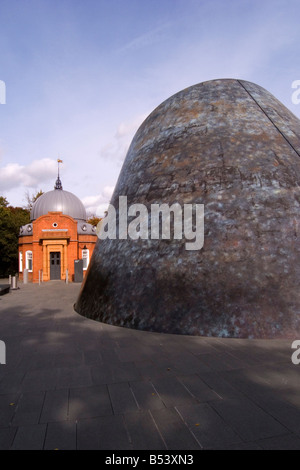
left=0, top=280, right=299, bottom=450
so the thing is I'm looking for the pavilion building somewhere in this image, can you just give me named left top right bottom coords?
left=18, top=175, right=98, bottom=283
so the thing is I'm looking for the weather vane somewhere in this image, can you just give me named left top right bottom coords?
left=55, top=158, right=63, bottom=190
left=57, top=158, right=63, bottom=177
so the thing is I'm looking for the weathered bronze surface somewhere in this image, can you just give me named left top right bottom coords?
left=75, top=79, right=300, bottom=338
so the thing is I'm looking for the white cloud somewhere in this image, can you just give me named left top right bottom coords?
left=99, top=112, right=149, bottom=164
left=0, top=158, right=57, bottom=191
left=82, top=185, right=115, bottom=217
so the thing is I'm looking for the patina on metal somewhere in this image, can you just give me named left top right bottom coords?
left=75, top=79, right=300, bottom=338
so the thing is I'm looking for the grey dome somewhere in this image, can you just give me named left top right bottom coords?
left=30, top=188, right=87, bottom=221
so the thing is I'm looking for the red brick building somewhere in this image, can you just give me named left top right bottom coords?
left=18, top=175, right=98, bottom=283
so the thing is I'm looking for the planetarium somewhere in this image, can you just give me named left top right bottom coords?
left=19, top=175, right=98, bottom=283
left=75, top=78, right=300, bottom=339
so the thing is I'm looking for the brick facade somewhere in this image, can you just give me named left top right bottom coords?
left=18, top=211, right=97, bottom=283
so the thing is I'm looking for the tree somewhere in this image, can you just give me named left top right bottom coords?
left=0, top=196, right=9, bottom=208
left=87, top=215, right=102, bottom=227
left=0, top=199, right=30, bottom=278
left=24, top=189, right=44, bottom=211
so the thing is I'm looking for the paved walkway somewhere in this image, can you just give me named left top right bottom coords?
left=0, top=280, right=299, bottom=450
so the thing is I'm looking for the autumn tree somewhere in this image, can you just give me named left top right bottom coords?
left=87, top=215, right=102, bottom=227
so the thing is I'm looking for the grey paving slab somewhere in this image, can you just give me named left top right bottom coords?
left=199, top=371, right=248, bottom=400
left=77, top=415, right=131, bottom=450
left=56, top=365, right=93, bottom=389
left=134, top=359, right=179, bottom=379
left=177, top=374, right=222, bottom=402
left=165, top=351, right=214, bottom=375
left=91, top=361, right=141, bottom=385
left=150, top=408, right=201, bottom=450
left=144, top=353, right=177, bottom=372
left=130, top=380, right=166, bottom=410
left=211, top=397, right=288, bottom=441
left=100, top=347, right=122, bottom=365
left=22, top=352, right=56, bottom=370
left=249, top=392, right=300, bottom=435
left=115, top=344, right=155, bottom=363
left=176, top=403, right=242, bottom=449
left=0, top=280, right=299, bottom=450
left=54, top=351, right=84, bottom=368
left=281, top=390, right=300, bottom=408
left=83, top=349, right=103, bottom=365
left=255, top=434, right=300, bottom=450
left=219, top=368, right=272, bottom=397
left=44, top=420, right=76, bottom=450
left=209, top=338, right=269, bottom=367
left=0, top=370, right=25, bottom=394
left=170, top=337, right=218, bottom=356
left=20, top=368, right=58, bottom=392
left=39, top=388, right=69, bottom=423
left=124, top=410, right=166, bottom=450
left=68, top=385, right=113, bottom=420
left=220, top=441, right=263, bottom=450
left=255, top=363, right=300, bottom=390
left=222, top=366, right=300, bottom=406
left=91, top=363, right=112, bottom=385
left=12, top=391, right=45, bottom=426
left=10, top=423, right=47, bottom=450
left=107, top=382, right=139, bottom=414
left=195, top=351, right=248, bottom=371
left=0, top=369, right=6, bottom=383
left=151, top=376, right=198, bottom=408
left=109, top=362, right=142, bottom=383
left=0, top=427, right=17, bottom=449
left=0, top=393, right=19, bottom=427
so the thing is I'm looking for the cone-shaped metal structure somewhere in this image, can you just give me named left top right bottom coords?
left=75, top=79, right=300, bottom=338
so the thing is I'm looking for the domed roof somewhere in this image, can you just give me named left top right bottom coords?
left=30, top=176, right=87, bottom=221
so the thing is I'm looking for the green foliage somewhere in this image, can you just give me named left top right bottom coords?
left=0, top=199, right=30, bottom=278
left=0, top=196, right=9, bottom=208
left=87, top=215, right=102, bottom=227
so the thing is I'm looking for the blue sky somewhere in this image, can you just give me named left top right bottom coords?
left=1, top=0, right=300, bottom=215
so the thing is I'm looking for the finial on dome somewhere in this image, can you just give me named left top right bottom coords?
left=54, top=175, right=63, bottom=190
left=55, top=158, right=63, bottom=190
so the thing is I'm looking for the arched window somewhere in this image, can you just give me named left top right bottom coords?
left=26, top=251, right=33, bottom=272
left=82, top=249, right=89, bottom=270
left=19, top=252, right=23, bottom=273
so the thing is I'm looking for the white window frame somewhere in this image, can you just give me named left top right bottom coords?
left=25, top=250, right=33, bottom=272
left=82, top=248, right=89, bottom=270
left=19, top=252, right=23, bottom=273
